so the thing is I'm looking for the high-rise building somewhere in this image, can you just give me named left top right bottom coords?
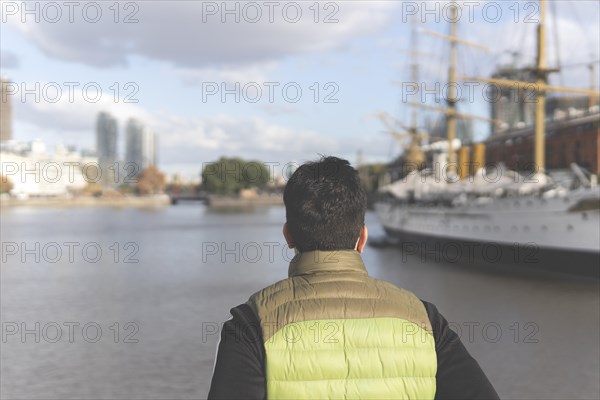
left=428, top=116, right=473, bottom=143
left=96, top=112, right=118, bottom=187
left=488, top=66, right=537, bottom=136
left=125, top=118, right=157, bottom=177
left=1, top=77, right=13, bottom=142
left=489, top=66, right=596, bottom=137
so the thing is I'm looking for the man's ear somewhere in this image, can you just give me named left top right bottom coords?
left=283, top=223, right=295, bottom=249
left=356, top=225, right=368, bottom=253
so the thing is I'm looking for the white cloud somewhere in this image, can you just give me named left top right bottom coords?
left=6, top=1, right=397, bottom=69
left=176, top=61, right=278, bottom=86
left=156, top=113, right=338, bottom=163
left=14, top=86, right=154, bottom=135
left=10, top=84, right=340, bottom=170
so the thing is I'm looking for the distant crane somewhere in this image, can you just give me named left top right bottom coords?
left=377, top=111, right=428, bottom=171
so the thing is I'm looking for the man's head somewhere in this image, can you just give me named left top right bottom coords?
left=283, top=156, right=368, bottom=253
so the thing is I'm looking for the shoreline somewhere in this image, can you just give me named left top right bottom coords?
left=0, top=194, right=171, bottom=209
left=206, top=195, right=283, bottom=208
left=0, top=193, right=285, bottom=209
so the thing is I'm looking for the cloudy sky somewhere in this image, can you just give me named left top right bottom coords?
left=1, top=0, right=598, bottom=178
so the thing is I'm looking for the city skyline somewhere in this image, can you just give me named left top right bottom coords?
left=96, top=111, right=118, bottom=187
left=125, top=117, right=158, bottom=177
left=1, top=2, right=598, bottom=179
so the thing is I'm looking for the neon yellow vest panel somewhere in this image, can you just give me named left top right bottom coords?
left=248, top=251, right=437, bottom=400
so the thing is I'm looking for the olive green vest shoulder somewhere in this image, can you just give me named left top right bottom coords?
left=247, top=250, right=437, bottom=400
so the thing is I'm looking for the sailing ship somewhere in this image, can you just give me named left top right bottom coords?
left=374, top=0, right=600, bottom=275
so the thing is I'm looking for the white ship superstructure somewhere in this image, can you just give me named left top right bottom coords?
left=376, top=167, right=600, bottom=253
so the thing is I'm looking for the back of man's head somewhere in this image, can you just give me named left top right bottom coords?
left=283, top=156, right=367, bottom=252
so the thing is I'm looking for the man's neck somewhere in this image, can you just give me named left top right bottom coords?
left=288, top=250, right=367, bottom=277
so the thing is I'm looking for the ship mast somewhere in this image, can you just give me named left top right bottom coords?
left=447, top=4, right=458, bottom=165
left=462, top=0, right=599, bottom=173
left=407, top=1, right=496, bottom=166
left=534, top=0, right=548, bottom=171
left=377, top=18, right=430, bottom=171
left=590, top=63, right=598, bottom=109
left=410, top=20, right=419, bottom=131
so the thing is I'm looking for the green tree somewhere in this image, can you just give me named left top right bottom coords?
left=201, top=157, right=270, bottom=195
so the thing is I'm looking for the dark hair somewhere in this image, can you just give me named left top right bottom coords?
left=283, top=156, right=367, bottom=252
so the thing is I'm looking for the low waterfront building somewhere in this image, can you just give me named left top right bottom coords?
left=0, top=140, right=97, bottom=198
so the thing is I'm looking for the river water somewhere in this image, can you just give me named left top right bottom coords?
left=1, top=205, right=598, bottom=399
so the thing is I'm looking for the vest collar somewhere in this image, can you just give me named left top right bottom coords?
left=288, top=250, right=368, bottom=277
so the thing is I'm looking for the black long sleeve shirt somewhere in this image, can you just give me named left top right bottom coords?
left=208, top=301, right=500, bottom=400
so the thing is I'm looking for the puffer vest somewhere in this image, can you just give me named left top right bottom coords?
left=247, top=250, right=437, bottom=400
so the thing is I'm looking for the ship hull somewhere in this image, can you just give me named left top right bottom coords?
left=382, top=225, right=599, bottom=277
left=374, top=189, right=600, bottom=277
